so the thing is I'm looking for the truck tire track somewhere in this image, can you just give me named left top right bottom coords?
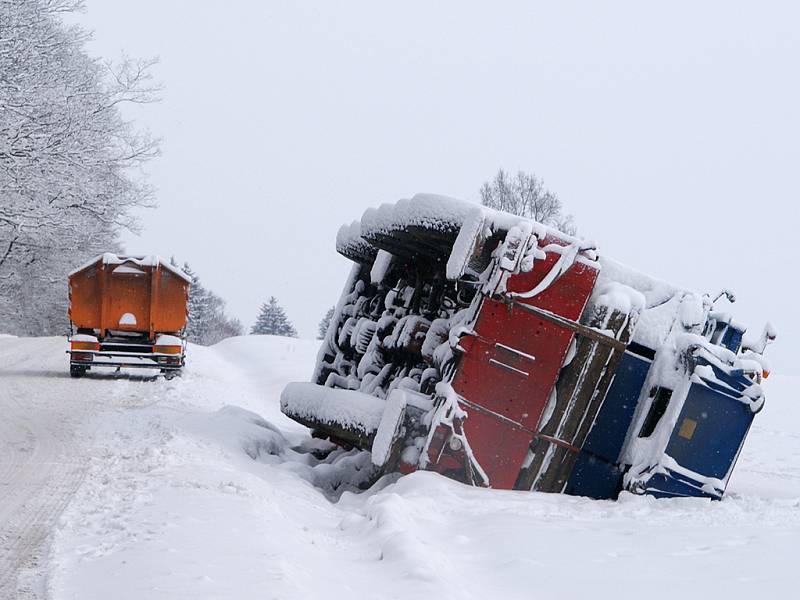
left=0, top=337, right=117, bottom=600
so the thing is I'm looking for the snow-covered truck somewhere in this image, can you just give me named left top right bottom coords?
left=281, top=194, right=775, bottom=500
left=67, top=254, right=191, bottom=378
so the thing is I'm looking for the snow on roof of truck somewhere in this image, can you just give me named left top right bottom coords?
left=68, top=253, right=192, bottom=283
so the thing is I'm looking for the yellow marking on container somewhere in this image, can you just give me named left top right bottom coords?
left=678, top=418, right=697, bottom=440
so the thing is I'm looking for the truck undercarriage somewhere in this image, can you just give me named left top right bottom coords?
left=281, top=194, right=773, bottom=500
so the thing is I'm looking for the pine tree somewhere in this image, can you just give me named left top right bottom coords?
left=181, top=262, right=208, bottom=342
left=251, top=297, right=297, bottom=337
left=317, top=306, right=335, bottom=339
left=177, top=260, right=243, bottom=345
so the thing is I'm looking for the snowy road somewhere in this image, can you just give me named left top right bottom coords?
left=1, top=335, right=798, bottom=599
left=0, top=335, right=315, bottom=599
left=0, top=337, right=113, bottom=599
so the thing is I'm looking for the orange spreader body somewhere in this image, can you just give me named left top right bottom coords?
left=68, top=255, right=189, bottom=339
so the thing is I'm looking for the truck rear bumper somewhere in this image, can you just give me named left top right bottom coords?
left=67, top=350, right=184, bottom=370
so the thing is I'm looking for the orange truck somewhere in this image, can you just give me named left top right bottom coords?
left=67, top=254, right=191, bottom=378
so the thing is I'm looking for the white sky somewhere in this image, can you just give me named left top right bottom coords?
left=80, top=1, right=798, bottom=374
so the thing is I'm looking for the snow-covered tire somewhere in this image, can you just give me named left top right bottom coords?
left=69, top=365, right=86, bottom=378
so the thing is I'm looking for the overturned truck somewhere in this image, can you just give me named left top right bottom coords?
left=281, top=195, right=775, bottom=500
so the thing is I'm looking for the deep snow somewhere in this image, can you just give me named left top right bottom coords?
left=2, top=335, right=797, bottom=599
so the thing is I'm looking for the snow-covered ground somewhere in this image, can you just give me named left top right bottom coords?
left=1, top=335, right=798, bottom=599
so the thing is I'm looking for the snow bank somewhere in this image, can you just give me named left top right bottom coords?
left=210, top=334, right=320, bottom=425
left=182, top=405, right=289, bottom=461
left=40, top=331, right=800, bottom=600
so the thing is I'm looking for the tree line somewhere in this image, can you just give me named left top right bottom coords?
left=1, top=0, right=158, bottom=334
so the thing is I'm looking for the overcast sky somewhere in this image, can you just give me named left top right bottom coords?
left=80, top=1, right=798, bottom=375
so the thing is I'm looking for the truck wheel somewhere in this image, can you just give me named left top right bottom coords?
left=70, top=365, right=87, bottom=378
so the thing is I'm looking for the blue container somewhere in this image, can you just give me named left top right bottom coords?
left=567, top=452, right=625, bottom=499
left=637, top=356, right=760, bottom=499
left=565, top=347, right=653, bottom=499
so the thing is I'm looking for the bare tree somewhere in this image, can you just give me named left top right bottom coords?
left=0, top=0, right=160, bottom=334
left=480, top=169, right=575, bottom=235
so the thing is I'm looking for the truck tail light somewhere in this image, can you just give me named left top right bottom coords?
left=71, top=340, right=99, bottom=351
left=155, top=344, right=182, bottom=355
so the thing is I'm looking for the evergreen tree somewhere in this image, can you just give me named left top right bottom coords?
left=177, top=260, right=243, bottom=345
left=317, top=306, right=335, bottom=339
left=251, top=297, right=297, bottom=337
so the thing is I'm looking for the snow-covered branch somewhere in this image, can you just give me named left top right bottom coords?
left=0, top=0, right=160, bottom=334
